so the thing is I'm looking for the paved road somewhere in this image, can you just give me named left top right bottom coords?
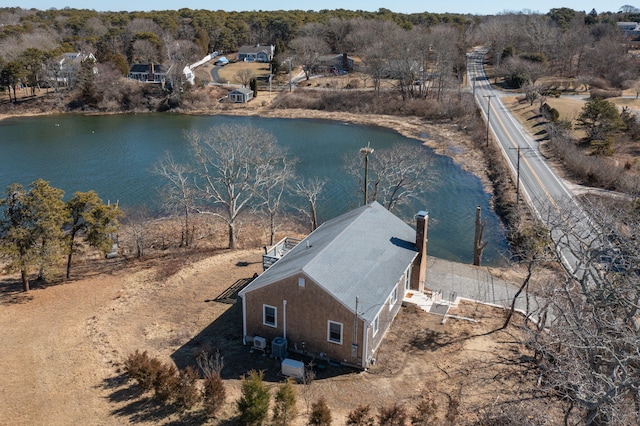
left=467, top=49, right=596, bottom=275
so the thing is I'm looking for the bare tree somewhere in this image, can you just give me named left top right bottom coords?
left=300, top=363, right=316, bottom=414
left=234, top=68, right=255, bottom=87
left=131, top=39, right=159, bottom=64
left=346, top=19, right=399, bottom=93
left=153, top=153, right=196, bottom=247
left=347, top=143, right=434, bottom=212
left=123, top=206, right=151, bottom=258
left=289, top=35, right=329, bottom=80
left=325, top=17, right=354, bottom=53
left=428, top=25, right=464, bottom=101
left=254, top=153, right=296, bottom=246
left=165, top=38, right=200, bottom=89
left=188, top=124, right=288, bottom=249
left=293, top=177, right=325, bottom=232
left=525, top=199, right=640, bottom=425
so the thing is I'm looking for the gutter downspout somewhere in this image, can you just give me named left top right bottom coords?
left=283, top=299, right=287, bottom=340
left=362, top=320, right=368, bottom=369
left=241, top=294, right=247, bottom=345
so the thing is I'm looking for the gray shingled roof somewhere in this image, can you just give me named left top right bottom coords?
left=229, top=87, right=253, bottom=95
left=239, top=201, right=418, bottom=323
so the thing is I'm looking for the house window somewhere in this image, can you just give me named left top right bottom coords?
left=404, top=268, right=410, bottom=291
left=298, top=277, right=305, bottom=288
left=263, top=304, right=277, bottom=328
left=373, top=315, right=379, bottom=336
left=389, top=285, right=398, bottom=310
left=327, top=321, right=343, bottom=344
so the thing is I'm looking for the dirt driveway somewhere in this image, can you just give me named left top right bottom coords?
left=0, top=249, right=562, bottom=425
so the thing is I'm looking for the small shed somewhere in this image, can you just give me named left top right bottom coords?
left=228, top=87, right=254, bottom=103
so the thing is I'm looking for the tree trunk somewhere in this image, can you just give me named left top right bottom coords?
left=184, top=207, right=189, bottom=247
left=66, top=252, right=73, bottom=280
left=269, top=213, right=276, bottom=246
left=21, top=269, right=29, bottom=292
left=66, top=230, right=78, bottom=280
left=500, top=264, right=533, bottom=330
left=228, top=222, right=236, bottom=249
left=310, top=202, right=318, bottom=231
left=473, top=206, right=487, bottom=266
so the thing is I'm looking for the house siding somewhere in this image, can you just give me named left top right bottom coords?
left=365, top=277, right=405, bottom=363
left=243, top=273, right=366, bottom=366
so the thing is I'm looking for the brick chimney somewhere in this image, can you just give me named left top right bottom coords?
left=413, top=210, right=428, bottom=292
left=148, top=63, right=155, bottom=82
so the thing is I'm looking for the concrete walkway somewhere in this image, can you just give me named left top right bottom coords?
left=404, top=256, right=545, bottom=322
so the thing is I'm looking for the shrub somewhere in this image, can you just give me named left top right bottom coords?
left=410, top=394, right=438, bottom=425
left=309, top=398, right=332, bottom=425
left=123, top=350, right=162, bottom=392
left=378, top=403, right=407, bottom=425
left=153, top=362, right=179, bottom=403
left=237, top=370, right=270, bottom=426
left=203, top=372, right=227, bottom=418
left=174, top=366, right=200, bottom=411
left=540, top=103, right=559, bottom=122
left=273, top=378, right=297, bottom=425
left=590, top=88, right=622, bottom=99
left=347, top=405, right=375, bottom=426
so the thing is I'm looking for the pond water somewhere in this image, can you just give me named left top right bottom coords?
left=0, top=113, right=508, bottom=265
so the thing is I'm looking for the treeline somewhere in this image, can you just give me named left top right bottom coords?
left=2, top=6, right=640, bottom=109
left=0, top=179, right=122, bottom=291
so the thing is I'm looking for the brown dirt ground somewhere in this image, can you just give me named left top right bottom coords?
left=0, top=247, right=564, bottom=425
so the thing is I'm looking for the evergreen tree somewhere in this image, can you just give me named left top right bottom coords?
left=577, top=97, right=623, bottom=154
left=273, top=378, right=297, bottom=425
left=237, top=370, right=270, bottom=425
left=309, top=398, right=332, bottom=426
left=0, top=180, right=66, bottom=291
left=65, top=190, right=122, bottom=279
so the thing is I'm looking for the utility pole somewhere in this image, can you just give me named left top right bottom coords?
left=359, top=142, right=374, bottom=206
left=509, top=147, right=532, bottom=207
left=483, top=94, right=495, bottom=147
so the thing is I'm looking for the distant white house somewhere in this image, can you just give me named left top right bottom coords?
left=54, top=52, right=96, bottom=87
left=228, top=87, right=254, bottom=103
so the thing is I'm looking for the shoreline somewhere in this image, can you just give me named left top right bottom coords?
left=0, top=106, right=493, bottom=192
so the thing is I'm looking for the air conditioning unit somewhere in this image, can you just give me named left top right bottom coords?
left=271, top=337, right=287, bottom=360
left=253, top=336, right=267, bottom=350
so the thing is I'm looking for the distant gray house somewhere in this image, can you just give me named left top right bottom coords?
left=237, top=44, right=274, bottom=63
left=127, top=64, right=170, bottom=83
left=617, top=22, right=640, bottom=37
left=316, top=54, right=354, bottom=73
left=227, top=87, right=254, bottom=103
left=238, top=201, right=428, bottom=369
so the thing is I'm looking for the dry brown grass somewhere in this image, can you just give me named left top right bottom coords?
left=215, top=61, right=271, bottom=84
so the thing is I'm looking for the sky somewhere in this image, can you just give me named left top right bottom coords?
left=6, top=1, right=627, bottom=16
